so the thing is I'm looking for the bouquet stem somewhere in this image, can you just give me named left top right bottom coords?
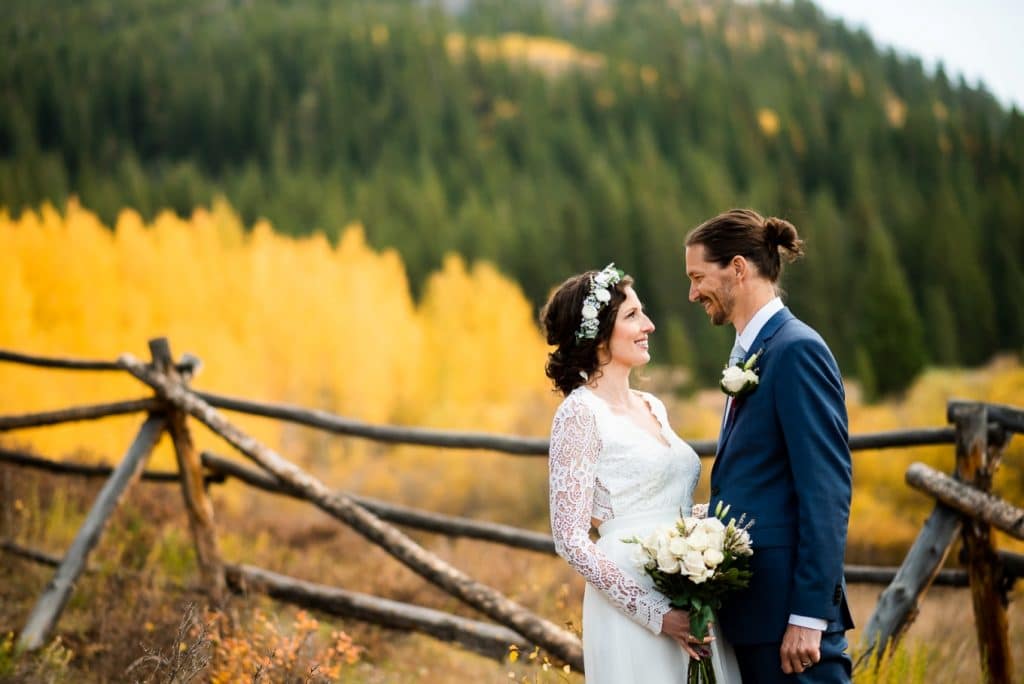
left=688, top=654, right=715, bottom=684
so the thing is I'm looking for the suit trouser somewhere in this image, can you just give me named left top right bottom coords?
left=733, top=631, right=851, bottom=684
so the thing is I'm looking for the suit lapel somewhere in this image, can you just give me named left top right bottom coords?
left=714, top=307, right=795, bottom=460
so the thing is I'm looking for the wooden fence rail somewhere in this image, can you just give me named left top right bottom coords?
left=196, top=390, right=555, bottom=456
left=0, top=448, right=187, bottom=483
left=0, top=398, right=163, bottom=432
left=1, top=343, right=1021, bottom=680
left=950, top=400, right=1024, bottom=434
left=0, top=343, right=962, bottom=457
left=225, top=564, right=532, bottom=662
left=193, top=390, right=963, bottom=456
left=1, top=540, right=528, bottom=663
left=0, top=349, right=123, bottom=371
left=5, top=446, right=1023, bottom=587
left=0, top=394, right=963, bottom=459
left=907, top=463, right=1024, bottom=539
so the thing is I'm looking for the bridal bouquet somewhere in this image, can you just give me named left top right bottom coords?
left=625, top=502, right=754, bottom=684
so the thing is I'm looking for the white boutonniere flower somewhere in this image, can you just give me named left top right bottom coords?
left=720, top=349, right=762, bottom=397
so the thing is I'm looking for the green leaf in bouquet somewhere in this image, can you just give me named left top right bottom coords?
left=688, top=599, right=715, bottom=640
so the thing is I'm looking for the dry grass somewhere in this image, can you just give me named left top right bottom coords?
left=1, top=463, right=1022, bottom=683
left=847, top=584, right=1024, bottom=683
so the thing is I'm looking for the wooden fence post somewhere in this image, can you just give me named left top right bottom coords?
left=17, top=415, right=165, bottom=650
left=856, top=500, right=961, bottom=667
left=149, top=338, right=226, bottom=605
left=951, top=402, right=1013, bottom=684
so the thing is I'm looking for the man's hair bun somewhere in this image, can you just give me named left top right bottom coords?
left=764, top=216, right=804, bottom=261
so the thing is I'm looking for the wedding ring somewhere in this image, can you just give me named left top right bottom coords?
left=800, top=660, right=811, bottom=667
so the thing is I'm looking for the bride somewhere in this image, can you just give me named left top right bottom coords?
left=541, top=264, right=741, bottom=683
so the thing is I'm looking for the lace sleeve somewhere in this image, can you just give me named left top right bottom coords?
left=549, top=396, right=672, bottom=634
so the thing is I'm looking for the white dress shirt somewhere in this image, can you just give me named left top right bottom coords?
left=730, top=297, right=828, bottom=632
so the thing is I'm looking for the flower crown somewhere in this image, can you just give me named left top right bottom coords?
left=576, top=263, right=626, bottom=342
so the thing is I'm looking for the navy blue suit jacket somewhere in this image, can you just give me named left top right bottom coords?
left=710, top=307, right=854, bottom=645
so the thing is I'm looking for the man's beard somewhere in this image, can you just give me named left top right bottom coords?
left=703, top=286, right=734, bottom=326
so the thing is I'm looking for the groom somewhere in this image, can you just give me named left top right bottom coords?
left=685, top=209, right=854, bottom=682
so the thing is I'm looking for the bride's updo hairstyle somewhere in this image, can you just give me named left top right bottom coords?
left=540, top=269, right=634, bottom=396
left=686, top=208, right=804, bottom=283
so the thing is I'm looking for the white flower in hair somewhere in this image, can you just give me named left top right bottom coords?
left=575, top=263, right=625, bottom=342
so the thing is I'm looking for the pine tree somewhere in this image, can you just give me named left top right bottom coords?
left=857, top=224, right=926, bottom=396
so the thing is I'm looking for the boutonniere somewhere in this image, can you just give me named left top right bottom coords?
left=720, top=348, right=763, bottom=398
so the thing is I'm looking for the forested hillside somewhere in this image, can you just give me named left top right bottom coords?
left=4, top=0, right=1022, bottom=394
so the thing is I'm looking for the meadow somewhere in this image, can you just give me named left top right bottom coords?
left=1, top=202, right=1022, bottom=681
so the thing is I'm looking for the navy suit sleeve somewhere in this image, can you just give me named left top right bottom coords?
left=774, top=337, right=851, bottom=621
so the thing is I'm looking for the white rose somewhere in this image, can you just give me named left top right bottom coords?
left=720, top=366, right=746, bottom=393
left=632, top=546, right=656, bottom=571
left=581, top=304, right=599, bottom=320
left=741, top=369, right=759, bottom=386
left=703, top=548, right=725, bottom=568
left=651, top=525, right=673, bottom=542
left=595, top=288, right=611, bottom=303
left=682, top=550, right=707, bottom=579
left=657, top=548, right=681, bottom=573
left=646, top=526, right=673, bottom=554
left=701, top=517, right=725, bottom=534
left=701, top=517, right=726, bottom=550
left=686, top=527, right=709, bottom=553
left=668, top=535, right=690, bottom=556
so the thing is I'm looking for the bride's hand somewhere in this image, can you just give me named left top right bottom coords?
left=661, top=609, right=714, bottom=660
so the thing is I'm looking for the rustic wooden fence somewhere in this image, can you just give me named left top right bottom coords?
left=1, top=340, right=1021, bottom=680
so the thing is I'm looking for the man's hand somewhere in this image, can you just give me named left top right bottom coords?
left=780, top=623, right=821, bottom=674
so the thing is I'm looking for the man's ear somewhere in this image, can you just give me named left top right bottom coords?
left=731, top=255, right=748, bottom=280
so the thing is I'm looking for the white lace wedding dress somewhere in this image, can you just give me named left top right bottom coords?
left=549, top=386, right=741, bottom=683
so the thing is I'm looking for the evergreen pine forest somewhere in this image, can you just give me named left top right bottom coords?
left=4, top=0, right=1023, bottom=396
left=2, top=1, right=1024, bottom=681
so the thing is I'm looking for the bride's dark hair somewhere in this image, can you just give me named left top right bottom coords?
left=540, top=270, right=634, bottom=396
